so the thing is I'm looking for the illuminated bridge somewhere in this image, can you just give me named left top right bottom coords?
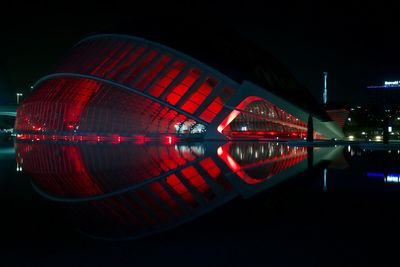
left=15, top=31, right=343, bottom=141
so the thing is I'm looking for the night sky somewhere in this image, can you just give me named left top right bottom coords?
left=1, top=1, right=400, bottom=105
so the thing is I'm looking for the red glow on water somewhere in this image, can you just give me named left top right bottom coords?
left=133, top=135, right=147, bottom=144
left=199, top=157, right=233, bottom=191
left=163, top=135, right=176, bottom=145
left=217, top=143, right=308, bottom=184
left=181, top=166, right=215, bottom=201
left=111, top=135, right=121, bottom=144
left=166, top=174, right=197, bottom=207
left=16, top=133, right=177, bottom=145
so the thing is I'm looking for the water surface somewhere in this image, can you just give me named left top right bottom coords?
left=1, top=138, right=400, bottom=265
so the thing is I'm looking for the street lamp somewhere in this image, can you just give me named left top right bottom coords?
left=16, top=93, right=23, bottom=104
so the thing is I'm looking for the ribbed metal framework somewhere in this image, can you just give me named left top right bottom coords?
left=16, top=35, right=237, bottom=139
left=15, top=34, right=329, bottom=140
left=16, top=77, right=207, bottom=136
left=222, top=99, right=308, bottom=138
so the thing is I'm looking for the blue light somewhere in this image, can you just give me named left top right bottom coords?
left=368, top=172, right=400, bottom=183
left=367, top=172, right=385, bottom=177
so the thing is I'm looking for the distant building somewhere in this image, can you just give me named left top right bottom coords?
left=326, top=109, right=350, bottom=129
left=367, top=81, right=400, bottom=108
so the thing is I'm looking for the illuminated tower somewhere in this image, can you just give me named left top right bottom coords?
left=323, top=72, right=328, bottom=105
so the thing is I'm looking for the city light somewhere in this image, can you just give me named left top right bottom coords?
left=16, top=163, right=22, bottom=172
left=386, top=173, right=400, bottom=183
left=384, top=81, right=400, bottom=86
left=16, top=93, right=23, bottom=104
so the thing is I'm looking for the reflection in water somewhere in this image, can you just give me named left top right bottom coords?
left=346, top=146, right=400, bottom=184
left=15, top=141, right=338, bottom=239
left=218, top=142, right=307, bottom=184
left=16, top=143, right=206, bottom=198
left=368, top=172, right=400, bottom=183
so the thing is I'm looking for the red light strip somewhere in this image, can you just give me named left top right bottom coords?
left=15, top=134, right=177, bottom=144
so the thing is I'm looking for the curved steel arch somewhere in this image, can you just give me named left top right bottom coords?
left=76, top=34, right=239, bottom=88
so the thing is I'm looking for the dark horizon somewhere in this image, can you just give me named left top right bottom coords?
left=1, top=1, right=400, bottom=105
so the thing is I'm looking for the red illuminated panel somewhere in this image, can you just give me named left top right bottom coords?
left=147, top=60, right=185, bottom=97
left=109, top=46, right=146, bottom=80
left=199, top=97, right=223, bottom=122
left=121, top=49, right=158, bottom=85
left=90, top=40, right=126, bottom=76
left=87, top=40, right=125, bottom=74
left=96, top=43, right=137, bottom=78
left=199, top=86, right=234, bottom=123
left=132, top=54, right=171, bottom=90
left=180, top=78, right=217, bottom=114
left=180, top=166, right=215, bottom=201
left=165, top=69, right=201, bottom=105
